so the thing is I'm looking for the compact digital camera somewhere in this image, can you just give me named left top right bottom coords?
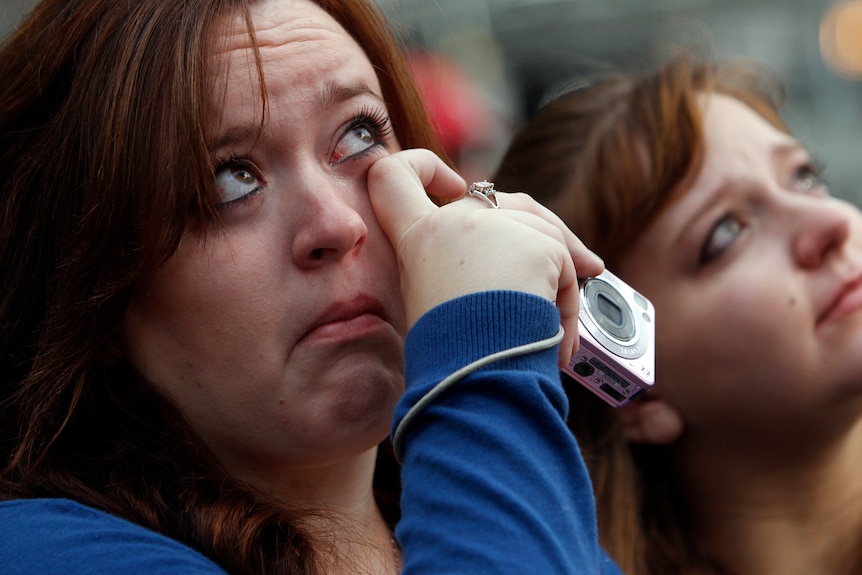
left=562, top=269, right=655, bottom=407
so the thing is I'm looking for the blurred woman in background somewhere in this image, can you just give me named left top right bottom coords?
left=494, top=53, right=862, bottom=575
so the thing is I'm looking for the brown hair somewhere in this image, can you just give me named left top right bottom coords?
left=493, top=53, right=786, bottom=575
left=0, top=0, right=444, bottom=573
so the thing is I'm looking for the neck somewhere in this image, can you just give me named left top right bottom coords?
left=310, top=509, right=402, bottom=575
left=301, top=464, right=400, bottom=575
left=680, top=416, right=862, bottom=575
left=230, top=445, right=401, bottom=574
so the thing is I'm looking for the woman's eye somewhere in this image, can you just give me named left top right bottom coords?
left=330, top=110, right=392, bottom=165
left=332, top=125, right=376, bottom=163
left=700, top=215, right=744, bottom=264
left=215, top=161, right=263, bottom=206
left=792, top=163, right=828, bottom=195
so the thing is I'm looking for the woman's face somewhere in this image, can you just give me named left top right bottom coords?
left=618, top=94, right=862, bottom=442
left=123, top=0, right=406, bottom=485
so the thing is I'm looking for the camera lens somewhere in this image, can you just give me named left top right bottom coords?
left=596, top=293, right=623, bottom=327
left=584, top=279, right=636, bottom=342
left=572, top=361, right=595, bottom=377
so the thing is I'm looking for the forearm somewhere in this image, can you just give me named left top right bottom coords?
left=394, top=291, right=605, bottom=574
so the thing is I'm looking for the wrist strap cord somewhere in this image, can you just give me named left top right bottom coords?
left=392, top=325, right=565, bottom=462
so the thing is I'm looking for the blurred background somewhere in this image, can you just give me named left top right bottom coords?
left=375, top=0, right=862, bottom=203
left=3, top=0, right=862, bottom=203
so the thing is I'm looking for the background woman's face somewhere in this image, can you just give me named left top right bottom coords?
left=122, top=0, right=406, bottom=488
left=618, top=94, right=862, bottom=444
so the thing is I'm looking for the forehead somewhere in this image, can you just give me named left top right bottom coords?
left=216, top=0, right=353, bottom=55
left=209, top=0, right=379, bottom=113
left=662, top=94, right=796, bottom=222
left=696, top=93, right=795, bottom=187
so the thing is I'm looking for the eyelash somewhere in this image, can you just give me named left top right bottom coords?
left=212, top=110, right=394, bottom=176
left=354, top=105, right=393, bottom=138
left=334, top=105, right=394, bottom=163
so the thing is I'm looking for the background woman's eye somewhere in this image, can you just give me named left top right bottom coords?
left=793, top=163, right=827, bottom=194
left=700, top=215, right=744, bottom=264
left=215, top=161, right=262, bottom=205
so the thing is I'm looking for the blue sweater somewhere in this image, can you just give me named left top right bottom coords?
left=0, top=291, right=622, bottom=575
left=394, top=291, right=622, bottom=574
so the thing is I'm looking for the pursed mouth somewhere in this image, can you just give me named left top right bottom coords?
left=300, top=298, right=392, bottom=343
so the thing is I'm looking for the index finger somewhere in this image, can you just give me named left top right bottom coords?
left=367, top=149, right=466, bottom=241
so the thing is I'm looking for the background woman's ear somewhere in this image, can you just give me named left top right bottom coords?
left=616, top=395, right=685, bottom=445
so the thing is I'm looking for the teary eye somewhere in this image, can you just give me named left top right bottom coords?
left=332, top=125, right=376, bottom=163
left=330, top=106, right=393, bottom=165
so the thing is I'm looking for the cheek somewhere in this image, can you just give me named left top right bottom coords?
left=122, top=240, right=279, bottom=389
left=653, top=281, right=813, bottom=414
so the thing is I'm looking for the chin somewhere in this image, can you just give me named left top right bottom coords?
left=330, top=361, right=402, bottom=420
left=326, top=402, right=397, bottom=460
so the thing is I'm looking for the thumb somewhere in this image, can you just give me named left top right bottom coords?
left=367, top=149, right=465, bottom=243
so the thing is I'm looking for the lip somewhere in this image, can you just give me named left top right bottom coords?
left=300, top=296, right=392, bottom=344
left=817, top=273, right=862, bottom=327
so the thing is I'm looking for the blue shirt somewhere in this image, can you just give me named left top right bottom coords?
left=0, top=498, right=224, bottom=574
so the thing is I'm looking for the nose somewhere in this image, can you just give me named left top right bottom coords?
left=292, top=181, right=369, bottom=268
left=791, top=198, right=851, bottom=268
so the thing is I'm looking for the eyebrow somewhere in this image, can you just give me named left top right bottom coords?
left=315, top=81, right=384, bottom=110
left=772, top=140, right=806, bottom=160
left=209, top=124, right=262, bottom=152
left=208, top=82, right=385, bottom=153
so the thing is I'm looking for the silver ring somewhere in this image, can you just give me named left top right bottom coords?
left=467, top=180, right=500, bottom=209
